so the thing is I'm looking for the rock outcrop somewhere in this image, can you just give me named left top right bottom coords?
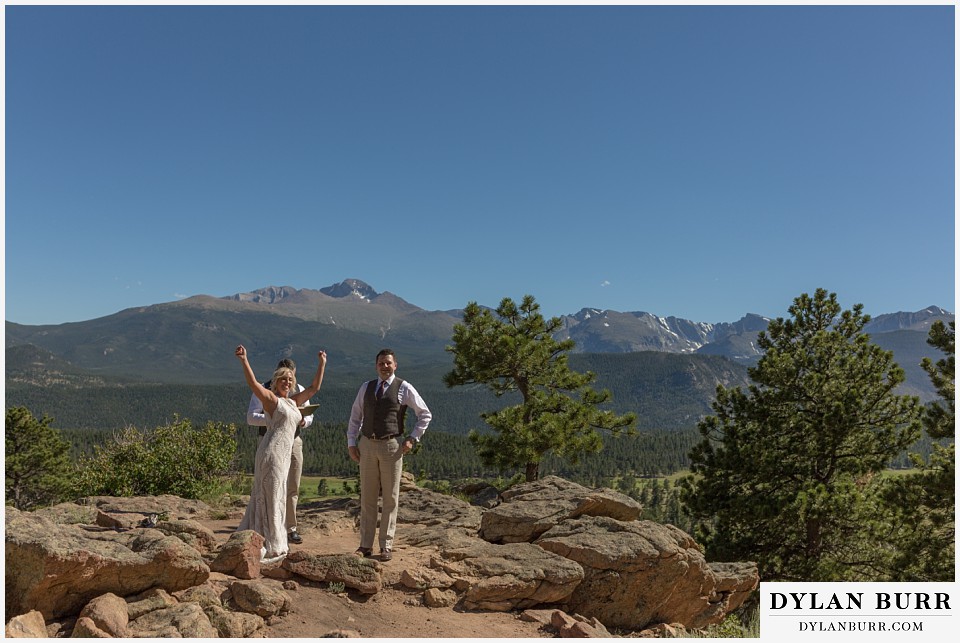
left=430, top=538, right=585, bottom=611
left=281, top=551, right=382, bottom=594
left=3, top=496, right=298, bottom=638
left=399, top=485, right=484, bottom=539
left=210, top=529, right=264, bottom=579
left=228, top=579, right=292, bottom=617
left=5, top=477, right=758, bottom=636
left=537, top=515, right=757, bottom=629
left=479, top=475, right=641, bottom=543
left=5, top=508, right=209, bottom=619
left=77, top=593, right=130, bottom=637
left=127, top=601, right=220, bottom=637
left=392, top=475, right=755, bottom=629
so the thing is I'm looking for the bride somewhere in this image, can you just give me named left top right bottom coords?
left=234, top=344, right=326, bottom=562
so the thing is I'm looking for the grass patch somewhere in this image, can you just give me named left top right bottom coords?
left=692, top=604, right=760, bottom=638
left=204, top=474, right=359, bottom=505
left=299, top=475, right=359, bottom=502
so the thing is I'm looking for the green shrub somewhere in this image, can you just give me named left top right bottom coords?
left=72, top=416, right=238, bottom=500
left=691, top=602, right=759, bottom=638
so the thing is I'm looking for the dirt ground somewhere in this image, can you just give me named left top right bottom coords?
left=202, top=516, right=550, bottom=639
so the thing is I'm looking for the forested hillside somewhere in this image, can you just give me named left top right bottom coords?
left=9, top=347, right=941, bottom=483
left=59, top=416, right=934, bottom=486
left=5, top=351, right=751, bottom=434
left=59, top=420, right=702, bottom=486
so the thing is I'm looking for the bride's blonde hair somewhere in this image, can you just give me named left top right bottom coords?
left=271, top=367, right=297, bottom=391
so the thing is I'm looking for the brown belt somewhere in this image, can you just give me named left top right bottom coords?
left=363, top=434, right=400, bottom=441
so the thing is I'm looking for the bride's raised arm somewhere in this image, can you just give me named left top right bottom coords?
left=292, top=349, right=327, bottom=406
left=235, top=345, right=278, bottom=415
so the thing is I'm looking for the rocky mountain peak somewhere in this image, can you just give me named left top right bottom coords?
left=864, top=306, right=955, bottom=334
left=319, top=279, right=379, bottom=301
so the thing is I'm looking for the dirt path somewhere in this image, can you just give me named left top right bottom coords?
left=202, top=516, right=549, bottom=638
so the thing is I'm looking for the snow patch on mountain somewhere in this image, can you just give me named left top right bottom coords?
left=320, top=278, right=379, bottom=301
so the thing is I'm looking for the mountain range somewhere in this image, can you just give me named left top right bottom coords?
left=6, top=278, right=951, bottom=381
left=5, top=279, right=953, bottom=434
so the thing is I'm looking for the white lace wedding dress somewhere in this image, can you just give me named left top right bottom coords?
left=238, top=396, right=299, bottom=562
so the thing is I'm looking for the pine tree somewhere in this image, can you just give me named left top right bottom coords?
left=5, top=407, right=72, bottom=510
left=681, top=289, right=922, bottom=581
left=444, top=295, right=636, bottom=481
left=881, top=321, right=954, bottom=580
left=921, top=321, right=955, bottom=443
left=617, top=472, right=639, bottom=498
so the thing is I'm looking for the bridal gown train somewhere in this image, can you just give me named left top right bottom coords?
left=238, top=396, right=299, bottom=562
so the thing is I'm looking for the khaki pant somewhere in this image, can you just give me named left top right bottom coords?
left=358, top=435, right=403, bottom=551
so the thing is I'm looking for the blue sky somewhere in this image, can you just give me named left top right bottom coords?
left=4, top=4, right=955, bottom=326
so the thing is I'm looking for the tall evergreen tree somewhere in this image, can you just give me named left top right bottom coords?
left=5, top=407, right=71, bottom=510
left=881, top=320, right=954, bottom=580
left=921, top=320, right=955, bottom=443
left=681, top=289, right=922, bottom=581
left=444, top=295, right=636, bottom=481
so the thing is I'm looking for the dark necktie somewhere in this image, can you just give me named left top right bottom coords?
left=377, top=380, right=388, bottom=400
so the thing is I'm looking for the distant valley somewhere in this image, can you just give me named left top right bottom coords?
left=5, top=279, right=953, bottom=433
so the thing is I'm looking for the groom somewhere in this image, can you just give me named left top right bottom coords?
left=346, top=348, right=431, bottom=562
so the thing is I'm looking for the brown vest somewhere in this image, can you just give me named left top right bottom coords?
left=361, top=378, right=407, bottom=439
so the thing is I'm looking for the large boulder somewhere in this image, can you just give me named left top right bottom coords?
left=204, top=604, right=265, bottom=637
left=401, top=522, right=480, bottom=551
left=155, top=519, right=219, bottom=554
left=77, top=593, right=129, bottom=637
left=83, top=495, right=211, bottom=520
left=210, top=530, right=264, bottom=579
left=229, top=580, right=292, bottom=618
left=5, top=509, right=209, bottom=619
left=396, top=486, right=485, bottom=548
left=399, top=486, right=483, bottom=532
left=127, top=602, right=218, bottom=638
left=32, top=502, right=100, bottom=526
left=399, top=566, right=457, bottom=591
left=480, top=476, right=640, bottom=543
left=4, top=611, right=47, bottom=638
left=71, top=616, right=113, bottom=637
left=174, top=583, right=226, bottom=609
left=465, top=484, right=501, bottom=509
left=79, top=495, right=212, bottom=530
left=536, top=515, right=758, bottom=630
left=430, top=537, right=584, bottom=611
left=125, top=588, right=178, bottom=620
left=282, top=551, right=382, bottom=594
left=550, top=610, right=613, bottom=638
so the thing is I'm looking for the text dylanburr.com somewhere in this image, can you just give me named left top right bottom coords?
left=760, top=583, right=955, bottom=640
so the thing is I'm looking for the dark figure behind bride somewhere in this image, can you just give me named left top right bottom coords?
left=234, top=344, right=327, bottom=562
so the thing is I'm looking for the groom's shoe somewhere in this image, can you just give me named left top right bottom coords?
left=288, top=530, right=303, bottom=545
